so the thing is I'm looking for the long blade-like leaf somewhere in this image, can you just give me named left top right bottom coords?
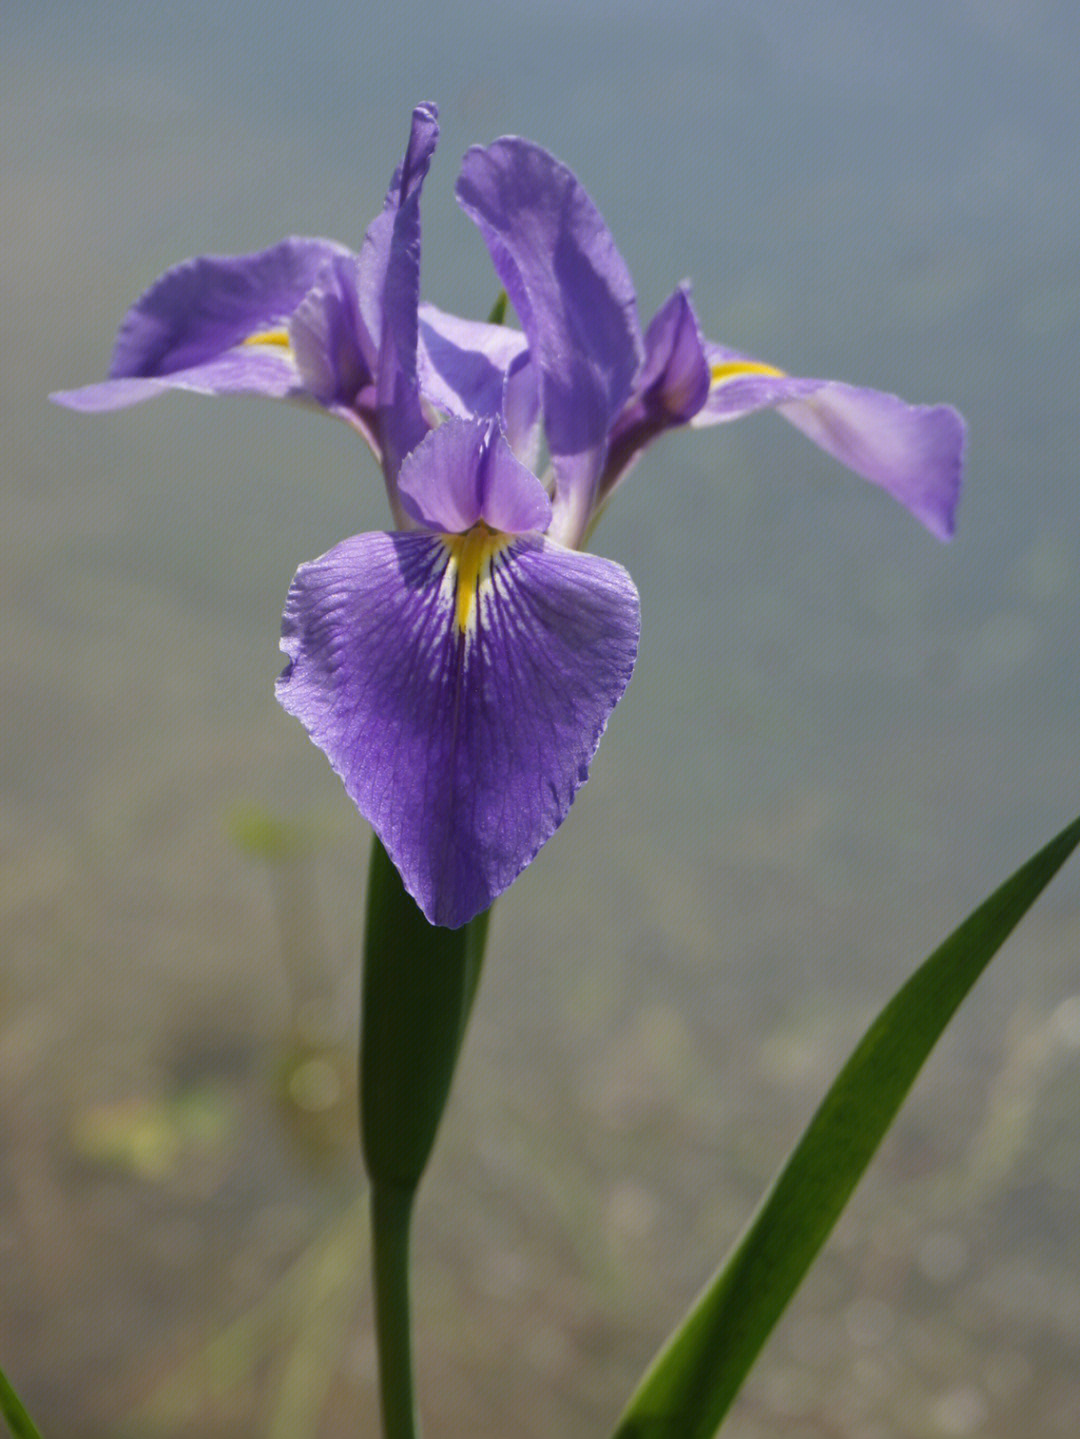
left=360, top=835, right=490, bottom=1191
left=614, top=811, right=1080, bottom=1439
left=0, top=1363, right=43, bottom=1439
left=360, top=835, right=492, bottom=1439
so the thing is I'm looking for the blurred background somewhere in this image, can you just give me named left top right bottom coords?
left=3, top=1, right=1079, bottom=1434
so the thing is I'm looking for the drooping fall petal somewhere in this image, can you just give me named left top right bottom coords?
left=276, top=528, right=639, bottom=927
left=697, top=345, right=965, bottom=540
left=51, top=238, right=350, bottom=412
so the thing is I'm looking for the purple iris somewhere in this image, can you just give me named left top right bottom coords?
left=53, top=104, right=965, bottom=929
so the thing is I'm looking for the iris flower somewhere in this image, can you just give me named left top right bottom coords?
left=53, top=104, right=965, bottom=928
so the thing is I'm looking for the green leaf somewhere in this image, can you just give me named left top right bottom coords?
left=0, top=1363, right=43, bottom=1439
left=486, top=289, right=509, bottom=326
left=360, top=838, right=492, bottom=1439
left=614, top=811, right=1080, bottom=1439
left=360, top=835, right=491, bottom=1193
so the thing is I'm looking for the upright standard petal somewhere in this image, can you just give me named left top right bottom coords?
left=697, top=343, right=965, bottom=540
left=358, top=103, right=440, bottom=503
left=457, top=138, right=644, bottom=546
left=51, top=238, right=352, bottom=412
left=277, top=529, right=639, bottom=928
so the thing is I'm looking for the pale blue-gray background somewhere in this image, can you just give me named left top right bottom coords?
left=3, top=2, right=1079, bottom=1435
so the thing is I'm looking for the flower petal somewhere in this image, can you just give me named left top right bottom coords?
left=396, top=418, right=551, bottom=536
left=276, top=530, right=640, bottom=927
left=51, top=237, right=353, bottom=412
left=501, top=349, right=544, bottom=474
left=50, top=348, right=303, bottom=412
left=696, top=344, right=965, bottom=540
left=417, top=301, right=529, bottom=422
left=357, top=103, right=440, bottom=497
left=601, top=285, right=711, bottom=503
left=289, top=252, right=377, bottom=431
left=779, top=383, right=966, bottom=541
left=693, top=341, right=824, bottom=423
left=457, top=138, right=644, bottom=545
left=638, top=287, right=713, bottom=423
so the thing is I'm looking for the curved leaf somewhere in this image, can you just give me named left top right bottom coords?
left=0, top=1363, right=42, bottom=1439
left=614, top=811, right=1080, bottom=1439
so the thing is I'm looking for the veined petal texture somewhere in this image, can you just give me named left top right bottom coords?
left=276, top=530, right=640, bottom=927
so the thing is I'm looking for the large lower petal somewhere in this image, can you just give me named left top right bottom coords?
left=276, top=530, right=640, bottom=927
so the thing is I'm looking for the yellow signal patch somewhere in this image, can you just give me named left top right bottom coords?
left=442, top=524, right=511, bottom=633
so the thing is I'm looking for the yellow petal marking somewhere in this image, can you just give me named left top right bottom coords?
left=443, top=524, right=511, bottom=633
left=710, top=358, right=786, bottom=385
left=242, top=328, right=292, bottom=349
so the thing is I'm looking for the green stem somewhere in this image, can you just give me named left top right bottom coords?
left=370, top=1184, right=419, bottom=1439
left=359, top=837, right=494, bottom=1438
